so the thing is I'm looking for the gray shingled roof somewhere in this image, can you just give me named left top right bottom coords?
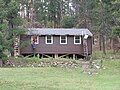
left=26, top=28, right=93, bottom=36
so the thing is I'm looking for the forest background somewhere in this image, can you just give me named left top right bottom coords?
left=0, top=0, right=120, bottom=57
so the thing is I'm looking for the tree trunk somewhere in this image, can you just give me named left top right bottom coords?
left=99, top=34, right=102, bottom=51
left=111, top=38, right=115, bottom=54
left=53, top=14, right=57, bottom=28
left=102, top=35, right=106, bottom=55
left=8, top=22, right=15, bottom=57
left=57, top=2, right=61, bottom=28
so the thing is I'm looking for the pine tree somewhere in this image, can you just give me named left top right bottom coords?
left=0, top=0, right=25, bottom=57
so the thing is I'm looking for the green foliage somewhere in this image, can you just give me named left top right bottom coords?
left=61, top=16, right=76, bottom=28
left=12, top=27, right=26, bottom=36
left=0, top=46, right=7, bottom=58
left=0, top=0, right=25, bottom=57
left=9, top=17, right=24, bottom=26
left=0, top=45, right=3, bottom=58
left=112, top=26, right=120, bottom=37
left=92, top=50, right=120, bottom=60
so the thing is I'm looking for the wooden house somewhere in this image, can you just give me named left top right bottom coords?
left=17, top=28, right=93, bottom=59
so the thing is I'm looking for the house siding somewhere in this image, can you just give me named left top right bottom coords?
left=20, top=35, right=92, bottom=56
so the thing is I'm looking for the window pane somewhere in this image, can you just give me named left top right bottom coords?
left=75, top=40, right=80, bottom=43
left=61, top=40, right=66, bottom=43
left=47, top=36, right=51, bottom=39
left=60, top=36, right=67, bottom=44
left=47, top=40, right=51, bottom=43
left=74, top=36, right=81, bottom=44
left=61, top=36, right=66, bottom=39
left=31, top=36, right=39, bottom=44
left=75, top=36, right=80, bottom=39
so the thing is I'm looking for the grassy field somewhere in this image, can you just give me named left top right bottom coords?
left=0, top=60, right=120, bottom=90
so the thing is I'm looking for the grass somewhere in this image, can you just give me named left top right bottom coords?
left=0, top=60, right=120, bottom=90
left=92, top=50, right=120, bottom=60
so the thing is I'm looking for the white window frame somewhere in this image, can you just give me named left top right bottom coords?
left=60, top=35, right=67, bottom=44
left=74, top=36, right=81, bottom=44
left=31, top=35, right=39, bottom=44
left=45, top=35, right=53, bottom=44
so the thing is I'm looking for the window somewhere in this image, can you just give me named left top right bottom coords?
left=46, top=35, right=53, bottom=44
left=31, top=35, right=39, bottom=44
left=60, top=36, right=67, bottom=44
left=74, top=36, right=81, bottom=44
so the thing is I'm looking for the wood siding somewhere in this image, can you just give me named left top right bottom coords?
left=20, top=35, right=92, bottom=56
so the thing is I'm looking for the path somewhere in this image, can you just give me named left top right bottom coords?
left=81, top=61, right=98, bottom=75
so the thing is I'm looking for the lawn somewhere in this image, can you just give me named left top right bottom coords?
left=0, top=60, right=120, bottom=90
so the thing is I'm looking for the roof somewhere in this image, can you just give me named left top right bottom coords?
left=26, top=28, right=93, bottom=36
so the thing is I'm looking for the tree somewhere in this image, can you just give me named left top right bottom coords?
left=34, top=0, right=74, bottom=28
left=112, top=26, right=120, bottom=37
left=0, top=0, right=25, bottom=57
left=61, top=16, right=76, bottom=28
left=0, top=0, right=8, bottom=58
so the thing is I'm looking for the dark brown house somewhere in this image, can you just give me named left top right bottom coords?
left=18, top=28, right=93, bottom=59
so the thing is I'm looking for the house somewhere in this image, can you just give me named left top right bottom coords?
left=18, top=28, right=93, bottom=59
